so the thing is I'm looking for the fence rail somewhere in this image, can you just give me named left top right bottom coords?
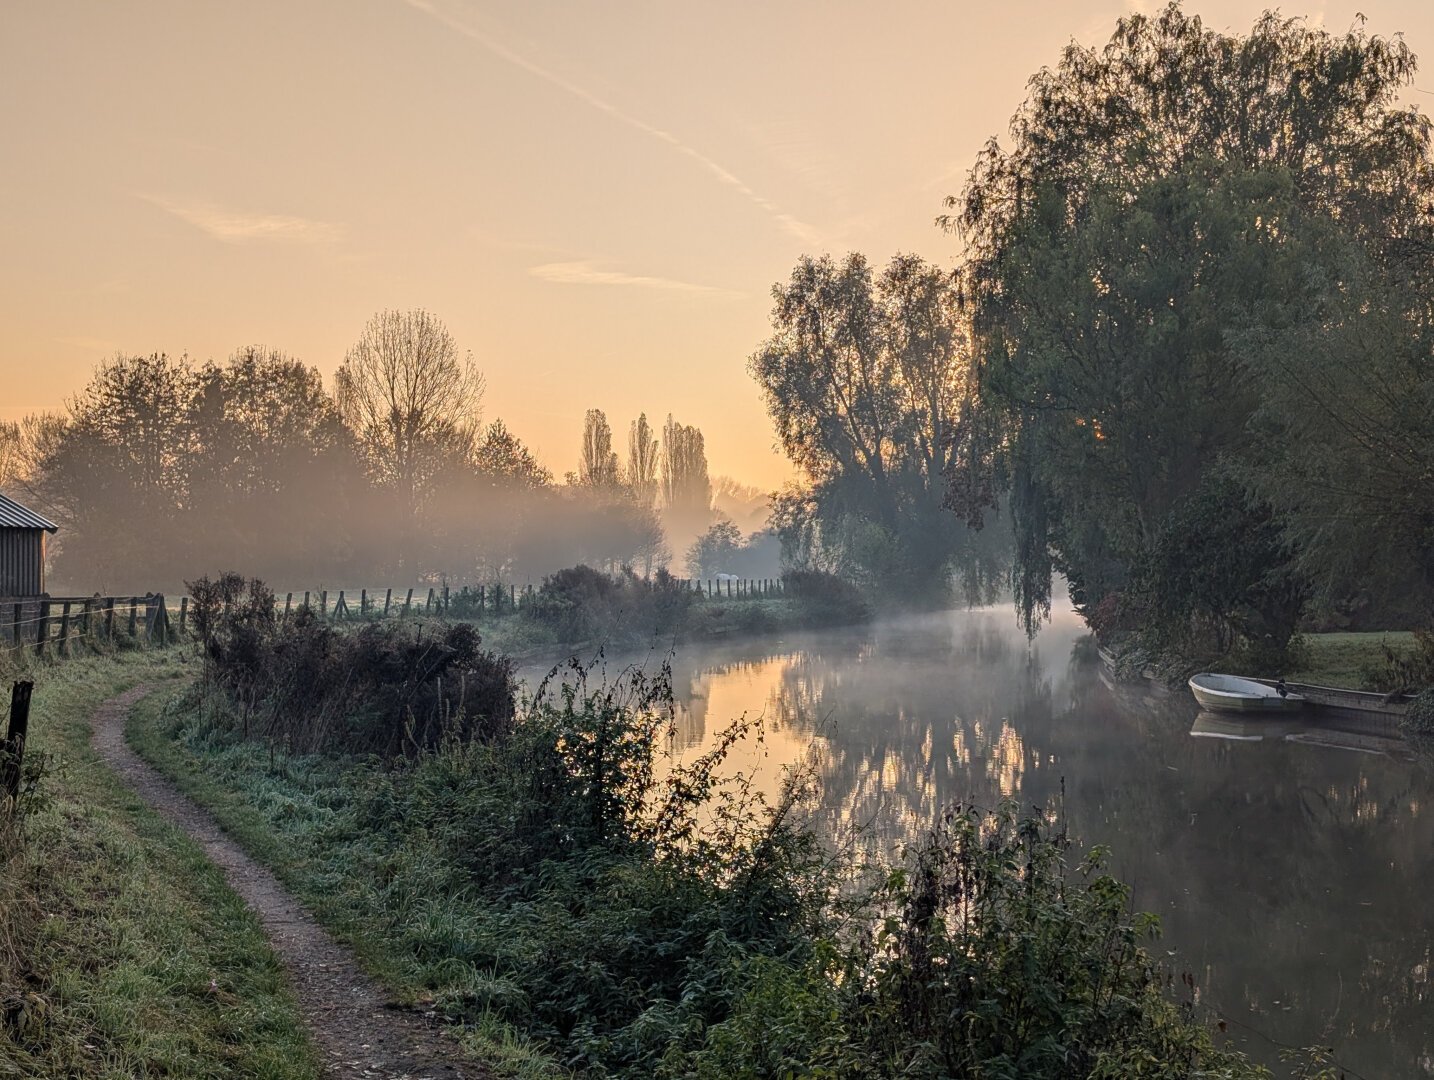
left=1, top=576, right=787, bottom=654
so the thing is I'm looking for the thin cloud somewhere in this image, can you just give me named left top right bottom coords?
left=400, top=0, right=822, bottom=248
left=141, top=196, right=342, bottom=245
left=54, top=336, right=118, bottom=353
left=530, top=260, right=738, bottom=296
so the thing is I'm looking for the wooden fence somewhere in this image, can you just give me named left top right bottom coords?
left=0, top=594, right=176, bottom=657
left=267, top=576, right=786, bottom=622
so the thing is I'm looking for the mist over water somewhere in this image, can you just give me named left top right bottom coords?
left=524, top=608, right=1434, bottom=1077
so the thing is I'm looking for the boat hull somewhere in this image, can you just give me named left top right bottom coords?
left=1188, top=673, right=1305, bottom=713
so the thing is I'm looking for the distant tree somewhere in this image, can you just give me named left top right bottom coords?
left=27, top=353, right=199, bottom=588
left=334, top=309, right=483, bottom=516
left=626, top=413, right=659, bottom=506
left=188, top=347, right=363, bottom=581
left=0, top=422, right=21, bottom=491
left=579, top=409, right=621, bottom=488
left=474, top=419, right=552, bottom=489
left=751, top=253, right=999, bottom=599
left=686, top=517, right=742, bottom=577
left=659, top=415, right=709, bottom=510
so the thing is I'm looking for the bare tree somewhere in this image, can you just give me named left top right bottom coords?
left=334, top=309, right=484, bottom=514
left=626, top=412, right=659, bottom=506
left=579, top=408, right=621, bottom=488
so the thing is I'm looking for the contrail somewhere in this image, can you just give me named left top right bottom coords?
left=400, top=0, right=822, bottom=247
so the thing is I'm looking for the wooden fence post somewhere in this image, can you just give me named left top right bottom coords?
left=127, top=599, right=138, bottom=638
left=104, top=598, right=115, bottom=641
left=280, top=594, right=289, bottom=621
left=180, top=596, right=190, bottom=632
left=2, top=680, right=34, bottom=809
left=403, top=588, right=413, bottom=615
left=511, top=584, right=516, bottom=609
left=425, top=588, right=434, bottom=613
left=34, top=601, right=50, bottom=658
left=319, top=590, right=328, bottom=620
left=58, top=602, right=71, bottom=656
left=360, top=589, right=368, bottom=617
left=384, top=589, right=392, bottom=617
left=10, top=602, right=20, bottom=648
left=442, top=585, right=449, bottom=615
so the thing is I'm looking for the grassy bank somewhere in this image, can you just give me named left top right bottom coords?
left=1284, top=631, right=1418, bottom=688
left=0, top=652, right=319, bottom=1079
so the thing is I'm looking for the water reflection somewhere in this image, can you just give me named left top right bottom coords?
left=521, top=608, right=1433, bottom=1076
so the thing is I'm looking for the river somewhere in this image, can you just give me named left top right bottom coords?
left=524, top=605, right=1433, bottom=1077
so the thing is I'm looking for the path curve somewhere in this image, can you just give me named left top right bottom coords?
left=92, top=686, right=483, bottom=1080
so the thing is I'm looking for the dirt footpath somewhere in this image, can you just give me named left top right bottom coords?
left=91, top=686, right=484, bottom=1080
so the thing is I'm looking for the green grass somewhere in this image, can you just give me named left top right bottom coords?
left=126, top=686, right=555, bottom=1078
left=0, top=651, right=319, bottom=1079
left=1286, top=631, right=1418, bottom=688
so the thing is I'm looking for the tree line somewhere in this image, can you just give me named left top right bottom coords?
left=1, top=309, right=729, bottom=592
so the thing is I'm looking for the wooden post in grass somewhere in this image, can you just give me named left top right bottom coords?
left=11, top=602, right=21, bottom=648
left=35, top=601, right=50, bottom=658
left=442, top=585, right=449, bottom=615
left=2, top=680, right=34, bottom=809
left=58, top=602, right=71, bottom=656
left=180, top=596, right=191, bottom=632
left=127, top=598, right=138, bottom=638
left=384, top=588, right=392, bottom=617
left=302, top=591, right=310, bottom=613
left=104, top=598, right=115, bottom=640
left=319, top=590, right=328, bottom=620
left=280, top=594, right=289, bottom=621
left=403, top=588, right=413, bottom=616
left=425, top=588, right=434, bottom=613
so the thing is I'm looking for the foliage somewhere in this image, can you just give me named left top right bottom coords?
left=1404, top=690, right=1434, bottom=739
left=1361, top=629, right=1434, bottom=697
left=524, top=564, right=694, bottom=646
left=752, top=252, right=1008, bottom=603
left=782, top=569, right=871, bottom=627
left=191, top=574, right=516, bottom=755
left=1126, top=473, right=1307, bottom=670
left=626, top=413, right=660, bottom=507
left=948, top=2, right=1434, bottom=638
left=687, top=517, right=783, bottom=579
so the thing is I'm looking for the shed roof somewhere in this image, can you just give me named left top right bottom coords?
left=0, top=491, right=58, bottom=532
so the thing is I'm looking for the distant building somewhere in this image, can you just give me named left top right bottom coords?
left=0, top=492, right=57, bottom=596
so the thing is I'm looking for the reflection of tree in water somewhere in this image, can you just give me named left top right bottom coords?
left=669, top=613, right=1433, bottom=1078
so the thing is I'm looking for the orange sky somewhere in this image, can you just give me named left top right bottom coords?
left=3, top=1, right=1431, bottom=491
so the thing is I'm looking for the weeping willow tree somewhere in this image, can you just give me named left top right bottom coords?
left=946, top=2, right=1434, bottom=643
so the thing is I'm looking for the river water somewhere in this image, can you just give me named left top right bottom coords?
left=523, top=605, right=1433, bottom=1076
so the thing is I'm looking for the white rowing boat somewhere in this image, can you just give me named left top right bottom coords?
left=1188, top=673, right=1305, bottom=713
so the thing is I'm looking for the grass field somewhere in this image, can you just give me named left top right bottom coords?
left=1285, top=631, right=1418, bottom=689
left=0, top=652, right=319, bottom=1079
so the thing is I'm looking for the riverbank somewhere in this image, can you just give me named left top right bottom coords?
left=0, top=654, right=318, bottom=1078
left=123, top=633, right=1266, bottom=1080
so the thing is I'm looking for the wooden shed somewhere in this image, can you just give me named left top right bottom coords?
left=0, top=492, right=57, bottom=596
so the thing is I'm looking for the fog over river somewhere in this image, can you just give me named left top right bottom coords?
left=524, top=606, right=1433, bottom=1077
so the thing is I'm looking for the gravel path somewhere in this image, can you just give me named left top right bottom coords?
left=91, top=686, right=484, bottom=1080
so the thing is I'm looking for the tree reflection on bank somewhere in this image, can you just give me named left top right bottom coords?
left=580, top=609, right=1433, bottom=1077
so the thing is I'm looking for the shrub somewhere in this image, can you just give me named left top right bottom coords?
left=189, top=574, right=516, bottom=755
left=781, top=569, right=870, bottom=627
left=525, top=565, right=694, bottom=645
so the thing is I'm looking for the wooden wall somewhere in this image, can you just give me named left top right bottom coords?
left=0, top=528, right=45, bottom=595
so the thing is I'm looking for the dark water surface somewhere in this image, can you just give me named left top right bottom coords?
left=524, top=607, right=1433, bottom=1076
